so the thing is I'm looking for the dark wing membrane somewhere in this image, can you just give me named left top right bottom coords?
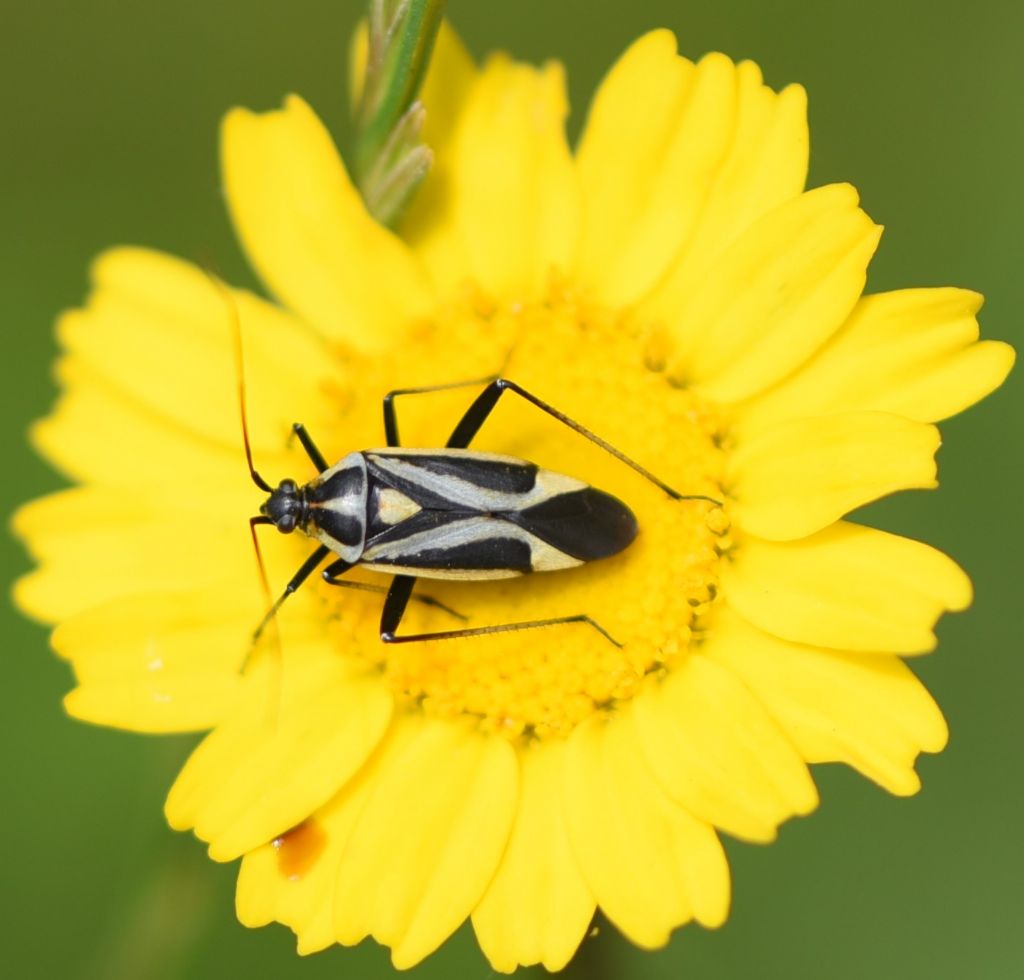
left=508, top=487, right=638, bottom=561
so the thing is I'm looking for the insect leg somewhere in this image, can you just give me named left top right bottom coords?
left=254, top=544, right=331, bottom=641
left=382, top=375, right=498, bottom=447
left=322, top=562, right=466, bottom=620
left=379, top=575, right=417, bottom=636
left=290, top=423, right=328, bottom=472
left=381, top=601, right=623, bottom=648
left=445, top=378, right=720, bottom=504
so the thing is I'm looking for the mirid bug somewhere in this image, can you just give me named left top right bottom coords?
left=247, top=377, right=720, bottom=646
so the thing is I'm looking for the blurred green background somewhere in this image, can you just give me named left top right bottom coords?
left=3, top=1, right=1022, bottom=977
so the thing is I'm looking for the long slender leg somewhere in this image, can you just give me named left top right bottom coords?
left=382, top=375, right=498, bottom=447
left=380, top=576, right=622, bottom=648
left=290, top=422, right=328, bottom=472
left=253, top=544, right=330, bottom=640
left=446, top=378, right=720, bottom=504
left=322, top=560, right=466, bottom=620
left=380, top=575, right=620, bottom=647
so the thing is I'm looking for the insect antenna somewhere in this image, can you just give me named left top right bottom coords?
left=249, top=516, right=276, bottom=621
left=204, top=269, right=286, bottom=719
left=230, top=297, right=273, bottom=494
left=203, top=268, right=274, bottom=492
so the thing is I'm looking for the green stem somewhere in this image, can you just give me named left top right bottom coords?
left=354, top=0, right=445, bottom=225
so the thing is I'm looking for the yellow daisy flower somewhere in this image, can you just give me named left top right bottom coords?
left=13, top=24, right=1014, bottom=973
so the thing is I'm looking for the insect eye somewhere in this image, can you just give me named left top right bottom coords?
left=276, top=513, right=297, bottom=534
left=280, top=479, right=298, bottom=494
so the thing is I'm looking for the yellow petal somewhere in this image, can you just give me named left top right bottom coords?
left=665, top=184, right=881, bottom=402
left=166, top=653, right=391, bottom=863
left=51, top=588, right=256, bottom=732
left=12, top=486, right=251, bottom=623
left=58, top=581, right=322, bottom=733
left=236, top=770, right=376, bottom=954
left=728, top=411, right=940, bottom=540
left=576, top=32, right=815, bottom=314
left=737, top=288, right=1016, bottom=434
left=563, top=715, right=730, bottom=949
left=236, top=837, right=278, bottom=929
left=331, top=718, right=518, bottom=969
left=56, top=248, right=344, bottom=456
left=435, top=54, right=579, bottom=300
left=201, top=674, right=389, bottom=862
left=399, top=22, right=478, bottom=290
left=165, top=660, right=274, bottom=832
left=722, top=521, right=972, bottom=653
left=707, top=608, right=948, bottom=795
left=575, top=33, right=737, bottom=306
left=28, top=362, right=242, bottom=487
left=638, top=61, right=809, bottom=322
left=472, top=740, right=594, bottom=973
left=64, top=678, right=241, bottom=734
left=51, top=585, right=256, bottom=667
left=632, top=656, right=818, bottom=842
left=222, top=95, right=432, bottom=350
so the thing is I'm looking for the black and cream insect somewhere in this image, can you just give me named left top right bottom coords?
left=269, top=448, right=637, bottom=577
left=248, top=377, right=718, bottom=646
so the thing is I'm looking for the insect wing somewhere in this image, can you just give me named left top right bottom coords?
left=507, top=485, right=638, bottom=562
left=359, top=450, right=637, bottom=578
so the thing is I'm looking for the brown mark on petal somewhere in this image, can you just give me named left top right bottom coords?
left=272, top=819, right=327, bottom=882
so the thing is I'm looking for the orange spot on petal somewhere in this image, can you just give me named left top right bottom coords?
left=272, top=819, right=327, bottom=881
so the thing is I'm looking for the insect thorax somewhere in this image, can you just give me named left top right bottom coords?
left=306, top=452, right=368, bottom=562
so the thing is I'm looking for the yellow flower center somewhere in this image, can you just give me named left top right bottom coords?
left=317, top=282, right=729, bottom=740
